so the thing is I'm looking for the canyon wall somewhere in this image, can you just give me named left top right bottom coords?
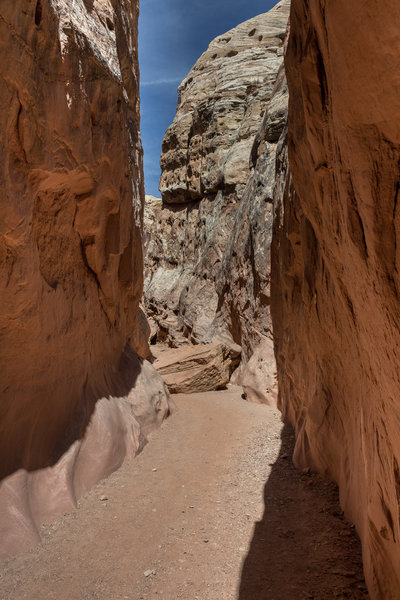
left=272, top=1, right=400, bottom=597
left=214, top=63, right=288, bottom=403
left=0, top=0, right=169, bottom=559
left=144, top=0, right=290, bottom=402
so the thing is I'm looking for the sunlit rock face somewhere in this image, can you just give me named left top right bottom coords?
left=271, top=1, right=400, bottom=597
left=159, top=0, right=289, bottom=205
left=0, top=0, right=170, bottom=559
left=144, top=0, right=290, bottom=403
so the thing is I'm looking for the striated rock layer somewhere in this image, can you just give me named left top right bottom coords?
left=0, top=0, right=170, bottom=559
left=159, top=1, right=289, bottom=205
left=145, top=0, right=290, bottom=402
left=272, top=0, right=400, bottom=597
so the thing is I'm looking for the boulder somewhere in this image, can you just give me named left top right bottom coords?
left=154, top=343, right=236, bottom=394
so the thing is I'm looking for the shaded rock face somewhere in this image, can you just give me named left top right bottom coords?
left=145, top=0, right=290, bottom=403
left=0, top=0, right=170, bottom=558
left=214, top=63, right=288, bottom=404
left=272, top=1, right=400, bottom=597
left=144, top=191, right=238, bottom=345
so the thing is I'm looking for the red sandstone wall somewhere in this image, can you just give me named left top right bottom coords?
left=0, top=0, right=170, bottom=559
left=0, top=0, right=145, bottom=478
left=272, top=1, right=400, bottom=597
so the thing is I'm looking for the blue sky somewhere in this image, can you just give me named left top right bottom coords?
left=139, top=0, right=279, bottom=197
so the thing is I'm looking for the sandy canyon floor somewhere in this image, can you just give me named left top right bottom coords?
left=0, top=386, right=369, bottom=599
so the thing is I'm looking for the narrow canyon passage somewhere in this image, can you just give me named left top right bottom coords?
left=0, top=388, right=368, bottom=600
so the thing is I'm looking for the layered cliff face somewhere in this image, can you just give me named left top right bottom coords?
left=145, top=0, right=290, bottom=402
left=272, top=1, right=400, bottom=597
left=0, top=0, right=169, bottom=559
left=158, top=1, right=289, bottom=205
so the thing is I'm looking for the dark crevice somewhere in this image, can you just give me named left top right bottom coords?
left=301, top=217, right=319, bottom=294
left=16, top=99, right=28, bottom=164
left=34, top=0, right=42, bottom=26
left=315, top=290, right=321, bottom=322
left=379, top=490, right=396, bottom=542
left=393, top=457, right=400, bottom=530
left=106, top=17, right=114, bottom=31
left=315, top=41, right=328, bottom=113
left=348, top=199, right=368, bottom=260
left=346, top=173, right=368, bottom=260
left=393, top=181, right=400, bottom=219
left=249, top=228, right=262, bottom=302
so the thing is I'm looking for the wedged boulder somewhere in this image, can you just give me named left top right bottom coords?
left=153, top=343, right=237, bottom=394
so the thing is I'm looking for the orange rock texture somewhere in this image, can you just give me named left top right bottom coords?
left=0, top=0, right=169, bottom=559
left=272, top=1, right=400, bottom=597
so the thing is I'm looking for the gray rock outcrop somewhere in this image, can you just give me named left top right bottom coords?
left=144, top=0, right=290, bottom=403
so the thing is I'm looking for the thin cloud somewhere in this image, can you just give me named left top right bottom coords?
left=141, top=77, right=182, bottom=87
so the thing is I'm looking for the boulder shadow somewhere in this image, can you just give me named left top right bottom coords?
left=238, top=424, right=369, bottom=599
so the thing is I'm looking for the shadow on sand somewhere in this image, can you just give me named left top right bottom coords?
left=239, top=424, right=369, bottom=600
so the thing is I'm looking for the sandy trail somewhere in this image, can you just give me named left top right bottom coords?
left=0, top=387, right=368, bottom=599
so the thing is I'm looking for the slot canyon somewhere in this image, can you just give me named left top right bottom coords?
left=0, top=0, right=399, bottom=598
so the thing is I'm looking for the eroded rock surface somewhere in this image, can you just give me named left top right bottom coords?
left=144, top=1, right=290, bottom=403
left=214, top=63, right=288, bottom=404
left=272, top=1, right=400, bottom=597
left=0, top=0, right=169, bottom=559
